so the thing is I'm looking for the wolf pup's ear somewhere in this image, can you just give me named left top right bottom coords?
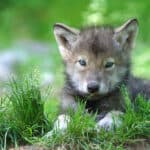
left=113, top=18, right=138, bottom=50
left=54, top=23, right=79, bottom=59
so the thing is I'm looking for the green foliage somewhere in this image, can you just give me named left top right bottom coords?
left=132, top=44, right=150, bottom=78
left=0, top=74, right=54, bottom=148
left=0, top=0, right=90, bottom=44
left=1, top=0, right=150, bottom=43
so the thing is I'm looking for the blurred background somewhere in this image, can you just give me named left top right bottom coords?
left=0, top=0, right=150, bottom=96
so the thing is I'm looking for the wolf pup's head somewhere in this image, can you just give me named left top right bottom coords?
left=54, top=19, right=138, bottom=96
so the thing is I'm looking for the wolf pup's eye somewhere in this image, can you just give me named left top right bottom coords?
left=105, top=62, right=114, bottom=68
left=78, top=59, right=86, bottom=66
left=104, top=58, right=115, bottom=70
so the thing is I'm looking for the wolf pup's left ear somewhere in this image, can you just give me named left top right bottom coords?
left=54, top=23, right=79, bottom=59
left=113, top=18, right=138, bottom=50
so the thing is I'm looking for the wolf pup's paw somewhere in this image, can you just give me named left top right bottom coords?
left=45, top=114, right=70, bottom=138
left=96, top=111, right=123, bottom=131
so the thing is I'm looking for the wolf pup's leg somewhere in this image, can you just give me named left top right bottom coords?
left=96, top=111, right=123, bottom=131
left=45, top=94, right=77, bottom=138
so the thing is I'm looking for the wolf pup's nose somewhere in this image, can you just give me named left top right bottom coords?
left=87, top=81, right=99, bottom=93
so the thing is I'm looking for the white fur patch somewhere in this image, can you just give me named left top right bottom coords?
left=72, top=72, right=88, bottom=93
left=96, top=111, right=123, bottom=131
left=53, top=114, right=70, bottom=131
left=45, top=114, right=70, bottom=138
left=59, top=45, right=71, bottom=60
left=78, top=81, right=88, bottom=93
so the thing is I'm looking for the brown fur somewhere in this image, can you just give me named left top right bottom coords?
left=54, top=19, right=150, bottom=115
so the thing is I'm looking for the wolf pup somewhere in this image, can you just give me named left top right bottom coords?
left=53, top=19, right=150, bottom=131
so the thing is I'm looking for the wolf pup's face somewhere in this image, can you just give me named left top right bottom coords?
left=54, top=19, right=138, bottom=96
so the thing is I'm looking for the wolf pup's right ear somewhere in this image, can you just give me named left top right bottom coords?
left=54, top=23, right=79, bottom=60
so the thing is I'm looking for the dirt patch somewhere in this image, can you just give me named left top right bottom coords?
left=9, top=145, right=48, bottom=150
left=126, top=140, right=150, bottom=150
left=9, top=140, right=150, bottom=150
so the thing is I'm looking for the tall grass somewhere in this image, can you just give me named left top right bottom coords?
left=0, top=74, right=52, bottom=149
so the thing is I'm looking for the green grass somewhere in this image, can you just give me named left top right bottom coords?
left=0, top=74, right=52, bottom=149
left=0, top=74, right=149, bottom=149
